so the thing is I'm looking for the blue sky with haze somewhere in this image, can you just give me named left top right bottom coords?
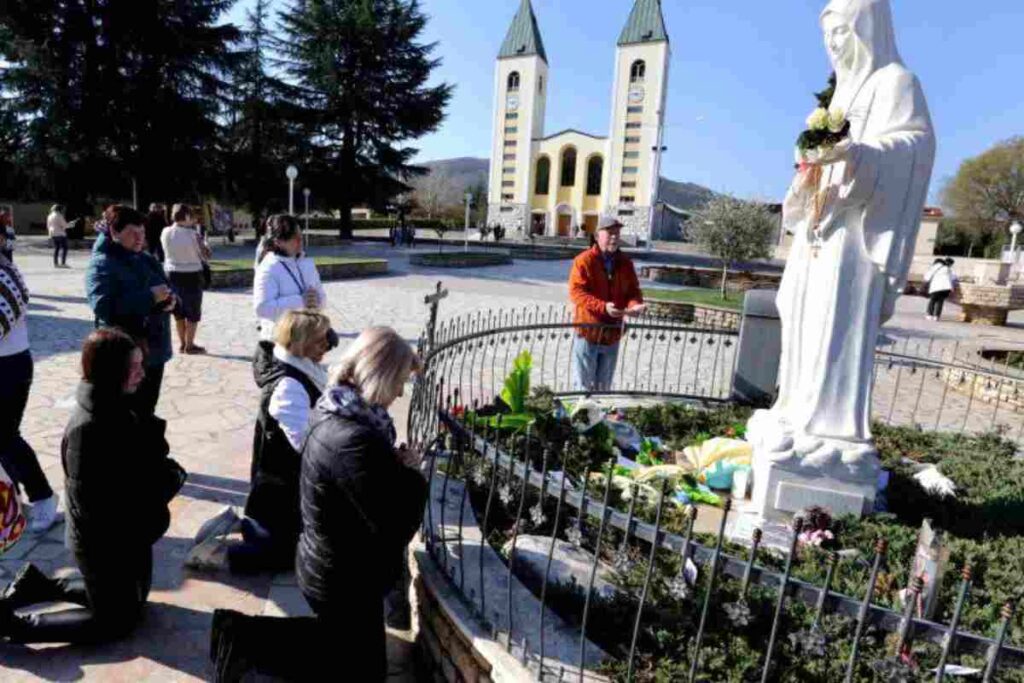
left=229, top=0, right=1024, bottom=203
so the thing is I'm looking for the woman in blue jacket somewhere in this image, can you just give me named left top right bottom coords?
left=86, top=205, right=177, bottom=416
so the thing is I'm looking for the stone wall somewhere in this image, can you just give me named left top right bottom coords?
left=617, top=205, right=652, bottom=242
left=644, top=299, right=741, bottom=330
left=953, top=283, right=1024, bottom=326
left=415, top=569, right=495, bottom=683
left=941, top=366, right=1024, bottom=414
left=641, top=264, right=782, bottom=292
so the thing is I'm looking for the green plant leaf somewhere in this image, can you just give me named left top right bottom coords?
left=500, top=350, right=533, bottom=414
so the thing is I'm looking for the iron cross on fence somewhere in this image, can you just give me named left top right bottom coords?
left=423, top=281, right=449, bottom=352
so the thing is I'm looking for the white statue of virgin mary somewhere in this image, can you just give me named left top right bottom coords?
left=749, top=0, right=935, bottom=468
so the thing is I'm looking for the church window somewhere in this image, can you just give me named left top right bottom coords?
left=535, top=157, right=550, bottom=195
left=619, top=209, right=635, bottom=217
left=503, top=154, right=516, bottom=160
left=625, top=136, right=641, bottom=144
left=505, top=112, right=518, bottom=120
left=623, top=166, right=638, bottom=174
left=507, top=71, right=520, bottom=91
left=586, top=156, right=603, bottom=196
left=625, top=122, right=642, bottom=129
left=505, top=127, right=518, bottom=134
left=621, top=196, right=636, bottom=204
left=503, top=167, right=515, bottom=175
left=621, top=181, right=637, bottom=188
left=501, top=204, right=515, bottom=211
left=627, top=105, right=643, bottom=114
left=502, top=181, right=515, bottom=188
left=624, top=151, right=640, bottom=159
left=504, top=140, right=517, bottom=147
left=630, top=60, right=646, bottom=83
left=560, top=148, right=577, bottom=187
left=538, top=76, right=544, bottom=92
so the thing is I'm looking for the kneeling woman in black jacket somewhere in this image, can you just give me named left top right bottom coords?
left=211, top=327, right=425, bottom=682
left=0, top=328, right=186, bottom=643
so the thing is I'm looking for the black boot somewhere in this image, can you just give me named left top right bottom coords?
left=210, top=609, right=254, bottom=683
left=1, top=564, right=56, bottom=610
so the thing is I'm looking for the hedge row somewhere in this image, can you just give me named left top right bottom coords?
left=305, top=217, right=452, bottom=232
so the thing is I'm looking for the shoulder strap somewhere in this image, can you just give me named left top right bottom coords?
left=279, top=259, right=306, bottom=293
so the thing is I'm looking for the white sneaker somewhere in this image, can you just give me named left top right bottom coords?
left=28, top=495, right=60, bottom=533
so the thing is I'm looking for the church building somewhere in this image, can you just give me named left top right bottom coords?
left=486, top=0, right=670, bottom=242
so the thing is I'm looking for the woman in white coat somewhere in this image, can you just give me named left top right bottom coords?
left=924, top=258, right=956, bottom=321
left=252, top=215, right=326, bottom=381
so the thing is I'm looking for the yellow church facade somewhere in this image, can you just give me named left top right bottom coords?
left=487, top=0, right=670, bottom=242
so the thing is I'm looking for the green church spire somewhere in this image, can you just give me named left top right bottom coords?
left=498, top=0, right=548, bottom=62
left=618, top=0, right=669, bottom=46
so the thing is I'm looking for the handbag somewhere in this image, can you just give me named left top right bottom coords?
left=0, top=462, right=28, bottom=555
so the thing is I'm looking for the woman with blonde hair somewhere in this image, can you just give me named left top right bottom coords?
left=210, top=327, right=424, bottom=682
left=225, top=310, right=336, bottom=574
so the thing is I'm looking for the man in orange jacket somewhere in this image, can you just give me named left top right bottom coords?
left=568, top=215, right=646, bottom=392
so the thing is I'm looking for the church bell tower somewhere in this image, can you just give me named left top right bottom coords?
left=607, top=0, right=670, bottom=239
left=487, top=0, right=548, bottom=235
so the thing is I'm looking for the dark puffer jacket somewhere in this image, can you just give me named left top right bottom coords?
left=62, top=381, right=186, bottom=575
left=244, top=341, right=322, bottom=541
left=296, top=404, right=427, bottom=606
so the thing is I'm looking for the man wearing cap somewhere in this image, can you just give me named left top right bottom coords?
left=568, top=215, right=646, bottom=392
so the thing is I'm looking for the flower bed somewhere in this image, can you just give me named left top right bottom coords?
left=434, top=394, right=1024, bottom=681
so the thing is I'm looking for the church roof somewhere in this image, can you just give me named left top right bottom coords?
left=498, top=0, right=548, bottom=62
left=618, top=0, right=669, bottom=46
left=535, top=129, right=607, bottom=142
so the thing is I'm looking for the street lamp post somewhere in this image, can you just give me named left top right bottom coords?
left=286, top=165, right=299, bottom=215
left=649, top=143, right=668, bottom=252
left=303, top=188, right=311, bottom=230
left=464, top=192, right=473, bottom=252
left=1011, top=221, right=1023, bottom=269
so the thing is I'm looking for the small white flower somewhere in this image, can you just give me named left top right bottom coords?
left=827, top=107, right=847, bottom=133
left=529, top=504, right=547, bottom=527
left=565, top=523, right=583, bottom=547
left=498, top=484, right=512, bottom=506
left=806, top=107, right=829, bottom=131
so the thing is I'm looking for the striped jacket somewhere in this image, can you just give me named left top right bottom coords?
left=0, top=255, right=29, bottom=341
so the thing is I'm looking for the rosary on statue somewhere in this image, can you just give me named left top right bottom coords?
left=806, top=164, right=838, bottom=258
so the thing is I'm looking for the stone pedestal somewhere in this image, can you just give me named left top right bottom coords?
left=745, top=410, right=881, bottom=519
left=750, top=451, right=879, bottom=518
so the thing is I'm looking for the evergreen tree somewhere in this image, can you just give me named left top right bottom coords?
left=0, top=0, right=240, bottom=212
left=225, top=0, right=305, bottom=214
left=276, top=0, right=453, bottom=236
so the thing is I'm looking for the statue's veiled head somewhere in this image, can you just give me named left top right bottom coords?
left=820, top=0, right=902, bottom=109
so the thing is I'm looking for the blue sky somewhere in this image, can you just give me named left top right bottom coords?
left=229, top=0, right=1024, bottom=203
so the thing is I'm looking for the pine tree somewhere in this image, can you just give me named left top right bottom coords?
left=276, top=0, right=453, bottom=236
left=0, top=0, right=240, bottom=212
left=225, top=0, right=305, bottom=214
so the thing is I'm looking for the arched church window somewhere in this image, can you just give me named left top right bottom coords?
left=507, top=71, right=520, bottom=91
left=560, top=148, right=577, bottom=187
left=586, top=156, right=603, bottom=196
left=630, top=60, right=646, bottom=83
left=535, top=157, right=550, bottom=195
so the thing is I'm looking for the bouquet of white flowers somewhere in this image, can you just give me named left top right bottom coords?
left=795, top=73, right=850, bottom=166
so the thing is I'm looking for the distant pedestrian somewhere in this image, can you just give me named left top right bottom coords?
left=47, top=204, right=70, bottom=268
left=161, top=204, right=208, bottom=354
left=0, top=328, right=186, bottom=645
left=0, top=238, right=59, bottom=533
left=227, top=310, right=334, bottom=574
left=406, top=224, right=416, bottom=248
left=924, top=257, right=956, bottom=321
left=569, top=215, right=646, bottom=392
left=144, top=204, right=168, bottom=263
left=210, top=327, right=425, bottom=682
left=86, top=205, right=178, bottom=417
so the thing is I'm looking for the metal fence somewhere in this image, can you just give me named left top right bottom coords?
left=407, top=298, right=1024, bottom=681
left=413, top=409, right=1021, bottom=681
left=409, top=296, right=1024, bottom=449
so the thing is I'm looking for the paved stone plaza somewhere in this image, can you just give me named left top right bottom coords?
left=2, top=241, right=1024, bottom=680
